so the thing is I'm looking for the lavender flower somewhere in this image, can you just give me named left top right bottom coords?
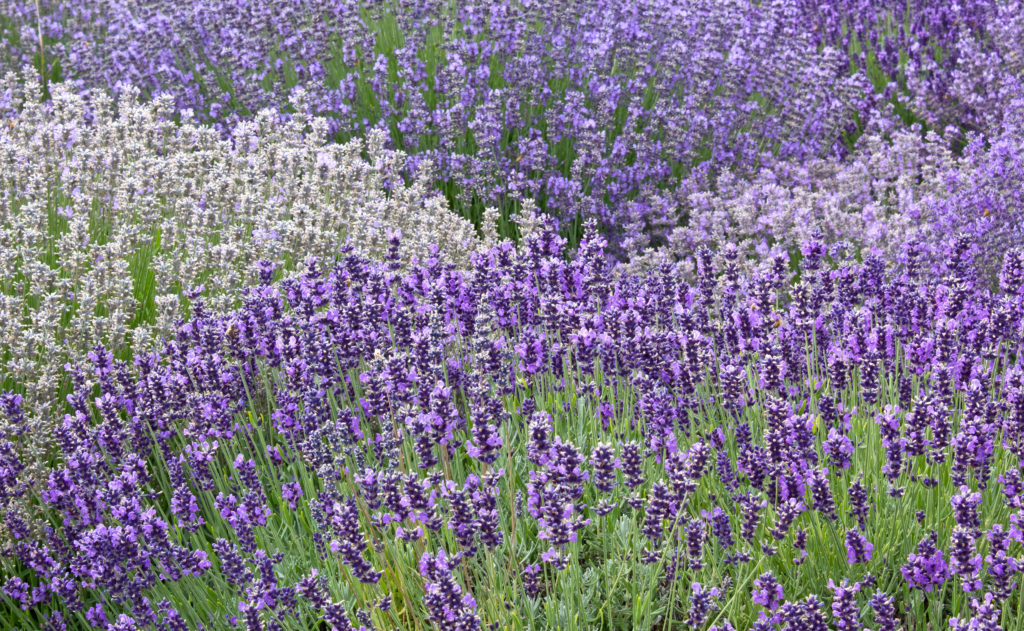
left=869, top=591, right=900, bottom=631
left=522, top=564, right=542, bottom=598
left=902, top=532, right=950, bottom=593
left=828, top=579, right=860, bottom=631
left=419, top=548, right=481, bottom=631
left=823, top=429, right=854, bottom=471
left=686, top=582, right=720, bottom=628
left=951, top=486, right=983, bottom=532
left=752, top=571, right=784, bottom=611
left=590, top=443, right=619, bottom=493
left=949, top=526, right=983, bottom=592
left=845, top=529, right=874, bottom=565
left=808, top=467, right=837, bottom=521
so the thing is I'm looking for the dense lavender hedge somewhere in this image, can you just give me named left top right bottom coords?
left=2, top=217, right=1023, bottom=630
left=798, top=0, right=1024, bottom=134
left=628, top=99, right=1024, bottom=279
left=5, top=1, right=1023, bottom=256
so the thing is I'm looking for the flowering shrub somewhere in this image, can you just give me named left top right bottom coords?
left=5, top=2, right=1022, bottom=260
left=2, top=216, right=1023, bottom=630
left=0, top=74, right=490, bottom=457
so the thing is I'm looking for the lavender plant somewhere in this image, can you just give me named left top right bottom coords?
left=2, top=216, right=1022, bottom=630
left=2, top=3, right=1024, bottom=630
left=7, top=2, right=1024, bottom=262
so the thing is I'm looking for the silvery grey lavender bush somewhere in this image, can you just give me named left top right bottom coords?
left=0, top=73, right=492, bottom=464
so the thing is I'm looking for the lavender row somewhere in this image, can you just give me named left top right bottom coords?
left=0, top=0, right=923, bottom=246
left=2, top=215, right=1023, bottom=629
left=798, top=0, right=1024, bottom=134
left=5, top=2, right=1023, bottom=255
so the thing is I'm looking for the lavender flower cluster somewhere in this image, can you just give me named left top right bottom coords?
left=2, top=213, right=1023, bottom=630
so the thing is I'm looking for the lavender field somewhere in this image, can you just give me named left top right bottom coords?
left=1, top=2, right=1023, bottom=630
